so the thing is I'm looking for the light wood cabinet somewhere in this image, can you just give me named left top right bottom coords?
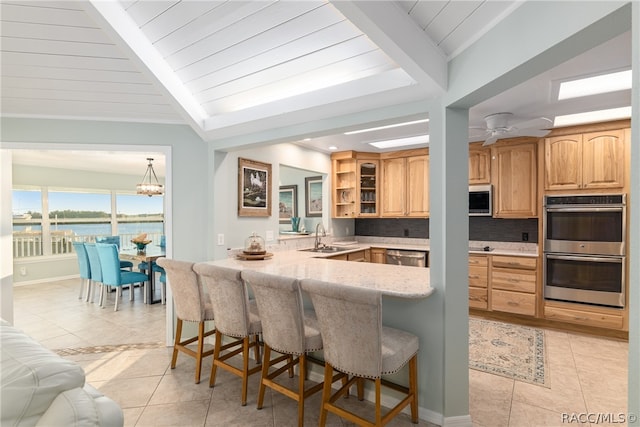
left=327, top=249, right=366, bottom=262
left=490, top=255, right=537, bottom=316
left=381, top=151, right=429, bottom=217
left=469, top=254, right=488, bottom=310
left=369, top=247, right=387, bottom=264
left=492, top=141, right=537, bottom=218
left=331, top=152, right=357, bottom=218
left=357, top=160, right=379, bottom=216
left=544, top=129, right=625, bottom=190
left=469, top=143, right=491, bottom=184
left=544, top=301, right=624, bottom=330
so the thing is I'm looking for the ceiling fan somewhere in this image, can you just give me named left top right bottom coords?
left=470, top=112, right=553, bottom=146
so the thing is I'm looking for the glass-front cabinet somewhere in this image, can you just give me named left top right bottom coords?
left=358, top=160, right=378, bottom=216
left=331, top=152, right=380, bottom=218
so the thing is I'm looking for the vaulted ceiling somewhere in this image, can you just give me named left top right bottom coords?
left=1, top=0, right=633, bottom=158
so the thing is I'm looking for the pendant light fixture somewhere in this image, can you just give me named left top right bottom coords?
left=136, top=158, right=164, bottom=197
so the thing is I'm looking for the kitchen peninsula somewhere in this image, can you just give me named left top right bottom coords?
left=200, top=247, right=434, bottom=417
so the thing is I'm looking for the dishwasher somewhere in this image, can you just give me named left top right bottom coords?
left=386, top=250, right=428, bottom=267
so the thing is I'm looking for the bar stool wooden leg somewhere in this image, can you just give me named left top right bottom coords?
left=409, top=355, right=418, bottom=423
left=171, top=319, right=183, bottom=369
left=257, top=344, right=271, bottom=410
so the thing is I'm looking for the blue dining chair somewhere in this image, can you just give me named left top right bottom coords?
left=72, top=242, right=91, bottom=301
left=96, top=236, right=134, bottom=270
left=84, top=243, right=105, bottom=307
left=95, top=243, right=149, bottom=312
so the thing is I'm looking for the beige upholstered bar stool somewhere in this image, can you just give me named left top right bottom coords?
left=156, top=258, right=215, bottom=384
left=242, top=270, right=341, bottom=427
left=300, top=279, right=419, bottom=427
left=193, top=263, right=262, bottom=406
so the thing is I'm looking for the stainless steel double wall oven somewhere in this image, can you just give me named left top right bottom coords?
left=543, top=194, right=626, bottom=308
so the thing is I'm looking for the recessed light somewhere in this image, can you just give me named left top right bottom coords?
left=553, top=106, right=631, bottom=127
left=367, top=135, right=429, bottom=149
left=328, top=146, right=338, bottom=150
left=344, top=119, right=429, bottom=135
left=558, top=70, right=632, bottom=100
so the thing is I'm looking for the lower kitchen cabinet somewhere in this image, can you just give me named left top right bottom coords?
left=468, top=254, right=488, bottom=309
left=490, top=255, right=537, bottom=316
left=369, top=247, right=387, bottom=264
left=544, top=301, right=624, bottom=330
left=327, top=249, right=366, bottom=262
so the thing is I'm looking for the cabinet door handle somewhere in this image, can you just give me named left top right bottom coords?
left=508, top=278, right=520, bottom=283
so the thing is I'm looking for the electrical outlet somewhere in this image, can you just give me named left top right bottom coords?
left=20, top=267, right=27, bottom=276
left=522, top=232, right=529, bottom=241
left=266, top=230, right=274, bottom=241
left=217, top=234, right=224, bottom=245
left=404, top=229, right=409, bottom=237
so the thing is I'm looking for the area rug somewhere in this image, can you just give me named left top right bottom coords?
left=469, top=318, right=548, bottom=386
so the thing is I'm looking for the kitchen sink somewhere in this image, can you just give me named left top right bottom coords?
left=299, top=246, right=352, bottom=253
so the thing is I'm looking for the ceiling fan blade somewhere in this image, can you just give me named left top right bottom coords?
left=482, top=135, right=499, bottom=146
left=511, top=117, right=553, bottom=130
left=508, top=128, right=552, bottom=138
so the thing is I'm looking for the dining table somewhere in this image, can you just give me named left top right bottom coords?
left=119, top=245, right=166, bottom=304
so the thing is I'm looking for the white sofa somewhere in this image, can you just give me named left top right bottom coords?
left=1, top=319, right=124, bottom=427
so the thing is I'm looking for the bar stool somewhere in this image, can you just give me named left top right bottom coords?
left=193, top=263, right=262, bottom=406
left=300, top=279, right=419, bottom=427
left=241, top=270, right=341, bottom=427
left=156, top=258, right=215, bottom=384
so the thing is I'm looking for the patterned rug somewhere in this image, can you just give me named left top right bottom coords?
left=469, top=318, right=548, bottom=386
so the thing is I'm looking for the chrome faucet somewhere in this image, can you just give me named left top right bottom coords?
left=314, top=223, right=326, bottom=250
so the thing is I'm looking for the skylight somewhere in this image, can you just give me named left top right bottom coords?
left=367, top=135, right=429, bottom=149
left=557, top=70, right=632, bottom=100
left=345, top=119, right=429, bottom=135
left=553, top=106, right=632, bottom=127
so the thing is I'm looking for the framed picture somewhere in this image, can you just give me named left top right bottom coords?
left=305, top=176, right=323, bottom=217
left=238, top=157, right=271, bottom=217
left=278, top=185, right=297, bottom=224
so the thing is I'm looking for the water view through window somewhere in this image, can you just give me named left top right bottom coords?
left=12, top=189, right=164, bottom=257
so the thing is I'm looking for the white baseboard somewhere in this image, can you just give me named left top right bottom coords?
left=13, top=274, right=78, bottom=287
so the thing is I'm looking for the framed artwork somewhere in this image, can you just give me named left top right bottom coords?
left=305, top=176, right=323, bottom=217
left=278, top=185, right=298, bottom=224
left=238, top=157, right=271, bottom=217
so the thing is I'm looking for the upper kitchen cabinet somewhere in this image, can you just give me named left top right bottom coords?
left=468, top=142, right=491, bottom=184
left=544, top=129, right=626, bottom=191
left=357, top=158, right=379, bottom=217
left=380, top=149, right=429, bottom=218
left=492, top=140, right=537, bottom=218
left=331, top=151, right=357, bottom=218
left=331, top=151, right=380, bottom=218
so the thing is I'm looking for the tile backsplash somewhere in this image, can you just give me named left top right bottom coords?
left=355, top=217, right=538, bottom=243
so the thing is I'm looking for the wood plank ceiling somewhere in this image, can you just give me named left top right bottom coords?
left=1, top=0, right=520, bottom=149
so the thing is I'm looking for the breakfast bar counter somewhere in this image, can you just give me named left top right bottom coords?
left=201, top=249, right=433, bottom=299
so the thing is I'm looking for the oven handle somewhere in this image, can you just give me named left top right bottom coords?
left=545, top=206, right=624, bottom=213
left=545, top=254, right=623, bottom=263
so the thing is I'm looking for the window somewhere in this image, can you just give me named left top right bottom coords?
left=12, top=189, right=43, bottom=257
left=116, top=194, right=164, bottom=247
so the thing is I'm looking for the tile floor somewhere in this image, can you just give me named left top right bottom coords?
left=11, top=279, right=629, bottom=427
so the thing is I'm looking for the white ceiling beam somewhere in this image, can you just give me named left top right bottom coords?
left=83, top=1, right=208, bottom=133
left=447, top=1, right=631, bottom=109
left=330, top=0, right=447, bottom=92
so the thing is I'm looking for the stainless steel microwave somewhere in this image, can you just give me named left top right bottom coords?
left=469, top=185, right=492, bottom=216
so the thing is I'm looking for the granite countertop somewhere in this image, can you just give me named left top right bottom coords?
left=204, top=249, right=433, bottom=299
